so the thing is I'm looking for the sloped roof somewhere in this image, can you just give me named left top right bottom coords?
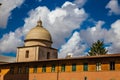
left=0, top=55, right=15, bottom=63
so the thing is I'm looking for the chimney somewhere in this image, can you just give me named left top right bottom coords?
left=66, top=53, right=73, bottom=58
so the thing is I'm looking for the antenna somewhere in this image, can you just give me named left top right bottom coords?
left=66, top=53, right=73, bottom=58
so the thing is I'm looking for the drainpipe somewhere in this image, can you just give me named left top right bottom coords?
left=57, top=60, right=60, bottom=80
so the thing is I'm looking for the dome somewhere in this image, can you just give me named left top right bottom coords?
left=25, top=20, right=52, bottom=43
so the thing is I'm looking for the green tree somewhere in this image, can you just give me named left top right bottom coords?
left=88, top=40, right=108, bottom=56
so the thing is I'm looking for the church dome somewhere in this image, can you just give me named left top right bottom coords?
left=24, top=20, right=52, bottom=47
left=25, top=20, right=52, bottom=42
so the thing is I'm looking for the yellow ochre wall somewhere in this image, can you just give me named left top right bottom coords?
left=0, top=57, right=120, bottom=80
left=1, top=58, right=120, bottom=73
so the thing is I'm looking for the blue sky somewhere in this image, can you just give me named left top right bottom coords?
left=0, top=0, right=120, bottom=58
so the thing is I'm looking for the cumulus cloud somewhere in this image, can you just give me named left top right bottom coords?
left=0, top=28, right=23, bottom=53
left=59, top=31, right=86, bottom=58
left=80, top=21, right=108, bottom=46
left=0, top=1, right=88, bottom=55
left=74, top=0, right=87, bottom=8
left=106, top=0, right=120, bottom=15
left=49, top=2, right=88, bottom=48
left=107, top=20, right=120, bottom=53
left=0, top=0, right=24, bottom=28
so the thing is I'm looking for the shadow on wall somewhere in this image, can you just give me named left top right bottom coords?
left=3, top=63, right=29, bottom=80
left=2, top=61, right=59, bottom=80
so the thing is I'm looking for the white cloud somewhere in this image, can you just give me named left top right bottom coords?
left=106, top=0, right=120, bottom=15
left=48, top=2, right=88, bottom=48
left=107, top=20, right=120, bottom=53
left=59, top=31, right=86, bottom=58
left=80, top=21, right=107, bottom=45
left=111, top=20, right=120, bottom=36
left=0, top=0, right=24, bottom=28
left=0, top=1, right=88, bottom=55
left=48, top=9, right=67, bottom=24
left=0, top=28, right=23, bottom=53
left=74, top=0, right=87, bottom=8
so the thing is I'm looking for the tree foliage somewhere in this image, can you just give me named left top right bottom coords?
left=88, top=40, right=108, bottom=56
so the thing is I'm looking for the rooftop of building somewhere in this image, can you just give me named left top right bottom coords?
left=0, top=55, right=16, bottom=64
left=0, top=53, right=120, bottom=66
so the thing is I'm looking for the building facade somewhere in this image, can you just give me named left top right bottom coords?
left=1, top=54, right=120, bottom=80
left=0, top=20, right=120, bottom=80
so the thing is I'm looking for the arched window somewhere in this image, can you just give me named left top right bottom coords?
left=47, top=52, right=50, bottom=59
left=25, top=50, right=29, bottom=58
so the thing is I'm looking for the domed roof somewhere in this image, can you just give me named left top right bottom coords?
left=25, top=20, right=52, bottom=42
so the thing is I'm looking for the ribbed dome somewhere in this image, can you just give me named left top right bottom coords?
left=25, top=20, right=52, bottom=42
